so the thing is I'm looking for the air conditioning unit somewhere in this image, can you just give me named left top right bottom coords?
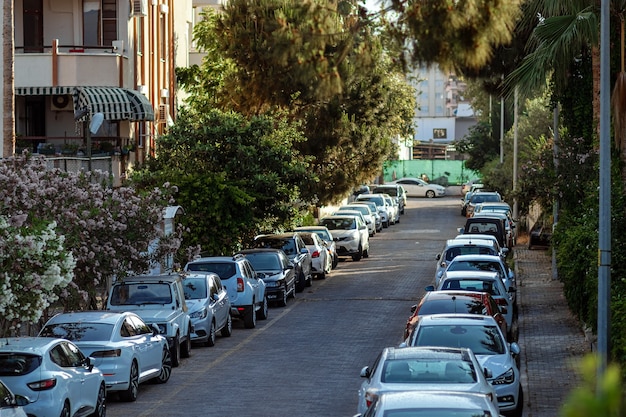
left=51, top=95, right=73, bottom=111
left=158, top=104, right=170, bottom=123
left=132, top=0, right=148, bottom=17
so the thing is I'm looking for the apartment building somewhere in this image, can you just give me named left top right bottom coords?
left=9, top=0, right=191, bottom=184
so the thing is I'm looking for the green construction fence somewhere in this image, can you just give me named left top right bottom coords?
left=382, top=160, right=481, bottom=186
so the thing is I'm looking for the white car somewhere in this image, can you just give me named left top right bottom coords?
left=295, top=226, right=338, bottom=269
left=319, top=215, right=370, bottom=261
left=388, top=177, right=446, bottom=198
left=182, top=273, right=233, bottom=347
left=357, top=346, right=498, bottom=414
left=382, top=194, right=400, bottom=224
left=434, top=238, right=505, bottom=285
left=337, top=204, right=377, bottom=236
left=405, top=314, right=523, bottom=416
left=355, top=193, right=391, bottom=227
left=298, top=231, right=333, bottom=279
left=0, top=337, right=106, bottom=417
left=39, top=311, right=171, bottom=401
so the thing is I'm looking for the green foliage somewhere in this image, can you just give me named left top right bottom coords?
left=130, top=109, right=317, bottom=256
left=560, top=354, right=624, bottom=417
left=455, top=122, right=499, bottom=171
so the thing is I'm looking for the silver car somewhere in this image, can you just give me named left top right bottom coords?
left=357, top=346, right=498, bottom=414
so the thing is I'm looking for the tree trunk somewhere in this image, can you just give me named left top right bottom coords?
left=3, top=1, right=14, bottom=157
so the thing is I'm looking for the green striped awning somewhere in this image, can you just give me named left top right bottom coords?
left=15, top=86, right=154, bottom=121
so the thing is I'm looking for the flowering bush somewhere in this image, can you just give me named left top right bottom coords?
left=0, top=153, right=183, bottom=313
left=0, top=215, right=74, bottom=336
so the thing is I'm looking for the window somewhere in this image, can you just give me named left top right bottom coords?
left=83, top=0, right=117, bottom=46
left=23, top=0, right=43, bottom=53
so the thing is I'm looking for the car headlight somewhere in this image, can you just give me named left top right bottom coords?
left=492, top=367, right=515, bottom=385
left=156, top=323, right=167, bottom=334
left=190, top=308, right=207, bottom=319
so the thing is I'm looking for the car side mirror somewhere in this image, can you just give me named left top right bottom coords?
left=359, top=366, right=371, bottom=378
left=458, top=227, right=464, bottom=234
left=483, top=367, right=493, bottom=379
left=499, top=306, right=508, bottom=315
left=300, top=247, right=309, bottom=255
left=410, top=304, right=417, bottom=313
left=510, top=342, right=521, bottom=356
left=84, top=357, right=95, bottom=372
left=424, top=285, right=435, bottom=292
left=435, top=253, right=441, bottom=260
left=285, top=264, right=294, bottom=270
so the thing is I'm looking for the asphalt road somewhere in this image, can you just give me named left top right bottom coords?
left=105, top=195, right=464, bottom=417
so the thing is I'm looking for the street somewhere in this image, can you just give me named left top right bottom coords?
left=104, top=195, right=499, bottom=416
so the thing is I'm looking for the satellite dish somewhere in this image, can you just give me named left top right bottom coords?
left=89, top=113, right=104, bottom=135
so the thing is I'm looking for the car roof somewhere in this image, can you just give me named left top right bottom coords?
left=444, top=238, right=496, bottom=247
left=46, top=311, right=128, bottom=325
left=422, top=290, right=490, bottom=301
left=255, top=233, right=298, bottom=240
left=295, top=226, right=329, bottom=231
left=238, top=248, right=284, bottom=255
left=449, top=254, right=503, bottom=262
left=188, top=255, right=242, bottom=263
left=477, top=202, right=511, bottom=208
left=417, top=313, right=499, bottom=326
left=454, top=234, right=498, bottom=242
left=0, top=337, right=70, bottom=353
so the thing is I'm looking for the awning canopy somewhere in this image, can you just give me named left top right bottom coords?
left=15, top=86, right=155, bottom=121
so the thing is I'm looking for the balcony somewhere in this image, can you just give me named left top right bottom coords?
left=15, top=41, right=131, bottom=89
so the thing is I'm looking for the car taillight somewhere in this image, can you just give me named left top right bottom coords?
left=237, top=277, right=244, bottom=292
left=91, top=349, right=122, bottom=358
left=311, top=250, right=320, bottom=258
left=495, top=298, right=508, bottom=306
left=28, top=378, right=57, bottom=391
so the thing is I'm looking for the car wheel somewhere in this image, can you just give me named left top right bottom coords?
left=119, top=361, right=139, bottom=401
left=155, top=347, right=172, bottom=384
left=257, top=296, right=269, bottom=320
left=244, top=304, right=257, bottom=328
left=220, top=314, right=233, bottom=337
left=295, top=272, right=306, bottom=292
left=205, top=320, right=216, bottom=347
left=171, top=336, right=181, bottom=367
left=383, top=220, right=389, bottom=228
left=278, top=285, right=288, bottom=307
left=180, top=327, right=192, bottom=358
left=426, top=190, right=435, bottom=198
left=331, top=255, right=338, bottom=269
left=88, top=383, right=106, bottom=417
left=59, top=401, right=70, bottom=417
left=363, top=248, right=369, bottom=258
left=289, top=280, right=297, bottom=298
left=352, top=245, right=363, bottom=261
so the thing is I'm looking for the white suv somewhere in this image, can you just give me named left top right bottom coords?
left=355, top=193, right=392, bottom=227
left=319, top=215, right=370, bottom=261
left=337, top=204, right=376, bottom=236
left=184, top=255, right=268, bottom=329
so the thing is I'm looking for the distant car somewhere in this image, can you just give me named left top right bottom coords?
left=251, top=233, right=313, bottom=291
left=185, top=255, right=268, bottom=329
left=404, top=314, right=523, bottom=416
left=355, top=194, right=391, bottom=227
left=372, top=184, right=406, bottom=214
left=350, top=201, right=383, bottom=232
left=236, top=248, right=297, bottom=306
left=357, top=346, right=498, bottom=414
left=452, top=234, right=509, bottom=258
left=295, top=226, right=338, bottom=269
left=357, top=389, right=501, bottom=417
left=0, top=337, right=106, bottom=417
left=388, top=177, right=446, bottom=198
left=0, top=379, right=27, bottom=417
left=319, top=215, right=370, bottom=261
left=473, top=211, right=516, bottom=248
left=461, top=179, right=482, bottom=195
left=403, top=290, right=508, bottom=342
left=39, top=311, right=171, bottom=401
left=460, top=216, right=508, bottom=250
left=336, top=204, right=377, bottom=236
left=297, top=232, right=333, bottom=279
left=382, top=194, right=400, bottom=224
left=182, top=273, right=233, bottom=346
left=465, top=191, right=502, bottom=217
left=334, top=209, right=375, bottom=237
left=431, top=270, right=515, bottom=336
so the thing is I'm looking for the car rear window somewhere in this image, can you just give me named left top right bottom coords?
left=187, top=262, right=236, bottom=279
left=440, top=279, right=501, bottom=296
left=320, top=218, right=355, bottom=230
left=419, top=298, right=488, bottom=316
left=414, top=325, right=505, bottom=355
left=0, top=353, right=42, bottom=376
left=372, top=187, right=398, bottom=197
left=444, top=246, right=496, bottom=261
left=242, top=253, right=281, bottom=270
left=109, top=283, right=174, bottom=305
left=39, top=323, right=114, bottom=341
left=381, top=358, right=477, bottom=384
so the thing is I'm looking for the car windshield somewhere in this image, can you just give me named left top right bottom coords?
left=381, top=358, right=477, bottom=384
left=0, top=353, right=42, bottom=376
left=39, top=322, right=114, bottom=341
left=414, top=324, right=505, bottom=355
left=448, top=261, right=503, bottom=276
left=187, top=262, right=236, bottom=279
left=183, top=278, right=208, bottom=299
left=471, top=194, right=501, bottom=204
left=342, top=206, right=368, bottom=215
left=440, top=279, right=501, bottom=296
left=373, top=187, right=398, bottom=197
left=109, top=283, right=173, bottom=305
left=320, top=218, right=355, bottom=230
left=357, top=196, right=383, bottom=206
left=418, top=299, right=488, bottom=316
left=243, top=253, right=281, bottom=270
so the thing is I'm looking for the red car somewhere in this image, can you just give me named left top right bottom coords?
left=403, top=290, right=508, bottom=342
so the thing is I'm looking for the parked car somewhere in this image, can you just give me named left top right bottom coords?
left=336, top=204, right=377, bottom=236
left=403, top=290, right=508, bottom=342
left=465, top=191, right=502, bottom=217
left=297, top=232, right=333, bottom=279
left=350, top=201, right=383, bottom=232
left=319, top=215, right=370, bottom=261
left=106, top=274, right=193, bottom=367
left=357, top=346, right=498, bottom=414
left=529, top=215, right=553, bottom=249
left=382, top=194, right=400, bottom=224
left=0, top=379, right=27, bottom=417
left=236, top=248, right=297, bottom=306
left=388, top=177, right=446, bottom=198
left=473, top=211, right=516, bottom=248
left=372, top=184, right=406, bottom=214
left=182, top=273, right=232, bottom=346
left=443, top=254, right=517, bottom=305
left=355, top=193, right=391, bottom=228
left=0, top=337, right=106, bottom=417
left=185, top=255, right=268, bottom=329
left=461, top=179, right=483, bottom=195
left=434, top=238, right=504, bottom=285
left=295, top=226, right=338, bottom=268
left=452, top=234, right=509, bottom=258
left=39, top=311, right=171, bottom=401
left=429, top=270, right=515, bottom=336
left=251, top=233, right=313, bottom=291
left=334, top=208, right=375, bottom=237
left=404, top=314, right=523, bottom=416
left=460, top=216, right=508, bottom=250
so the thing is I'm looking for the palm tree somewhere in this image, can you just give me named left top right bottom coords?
left=2, top=0, right=14, bottom=157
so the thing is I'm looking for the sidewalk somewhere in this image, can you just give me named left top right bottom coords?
left=515, top=245, right=591, bottom=417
